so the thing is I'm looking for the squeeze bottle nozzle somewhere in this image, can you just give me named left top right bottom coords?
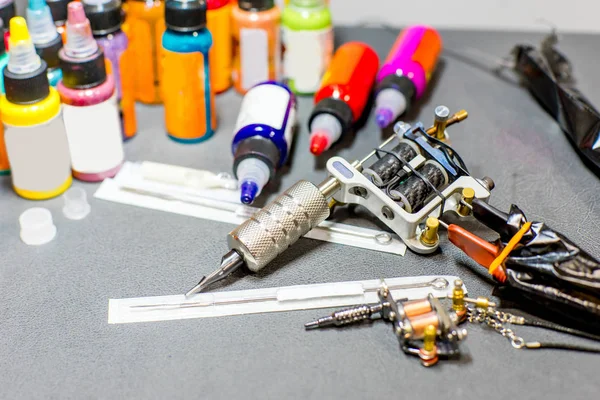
left=374, top=88, right=407, bottom=128
left=7, top=17, right=42, bottom=74
left=236, top=158, right=270, bottom=205
left=308, top=113, right=342, bottom=155
left=64, top=2, right=98, bottom=58
left=309, top=133, right=328, bottom=156
left=26, top=0, right=60, bottom=44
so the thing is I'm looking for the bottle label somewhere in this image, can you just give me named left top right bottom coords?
left=282, top=101, right=296, bottom=153
left=240, top=28, right=269, bottom=91
left=283, top=26, right=333, bottom=94
left=129, top=13, right=165, bottom=103
left=0, top=124, right=8, bottom=173
left=234, top=84, right=295, bottom=153
left=4, top=113, right=72, bottom=192
left=162, top=48, right=216, bottom=141
left=63, top=96, right=124, bottom=174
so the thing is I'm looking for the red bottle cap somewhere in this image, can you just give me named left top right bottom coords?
left=207, top=0, right=229, bottom=10
left=309, top=132, right=330, bottom=156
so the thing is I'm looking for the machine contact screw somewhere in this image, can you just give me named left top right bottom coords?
left=420, top=217, right=440, bottom=247
left=457, top=188, right=475, bottom=216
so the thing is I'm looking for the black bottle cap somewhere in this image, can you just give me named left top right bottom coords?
left=308, top=97, right=353, bottom=134
left=238, top=0, right=274, bottom=12
left=84, top=0, right=123, bottom=36
left=59, top=47, right=108, bottom=89
left=4, top=60, right=51, bottom=104
left=375, top=74, right=416, bottom=103
left=233, top=136, right=278, bottom=178
left=35, top=33, right=62, bottom=69
left=165, top=0, right=207, bottom=32
left=46, top=0, right=69, bottom=24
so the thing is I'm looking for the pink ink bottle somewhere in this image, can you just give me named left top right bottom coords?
left=57, top=2, right=124, bottom=182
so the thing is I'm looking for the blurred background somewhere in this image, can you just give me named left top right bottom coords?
left=298, top=0, right=595, bottom=33
left=12, top=0, right=596, bottom=32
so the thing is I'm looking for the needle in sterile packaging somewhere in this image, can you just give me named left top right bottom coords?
left=139, top=161, right=238, bottom=190
left=128, top=277, right=449, bottom=310
left=118, top=185, right=256, bottom=217
left=108, top=276, right=460, bottom=324
left=117, top=184, right=401, bottom=246
left=319, top=225, right=393, bottom=244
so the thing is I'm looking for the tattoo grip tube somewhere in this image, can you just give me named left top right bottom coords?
left=227, top=180, right=330, bottom=272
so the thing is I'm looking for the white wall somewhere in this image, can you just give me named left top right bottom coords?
left=327, top=0, right=599, bottom=33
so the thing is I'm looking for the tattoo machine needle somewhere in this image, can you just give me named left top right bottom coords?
left=185, top=178, right=339, bottom=296
left=185, top=109, right=477, bottom=297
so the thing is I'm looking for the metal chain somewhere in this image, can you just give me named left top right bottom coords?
left=467, top=306, right=526, bottom=349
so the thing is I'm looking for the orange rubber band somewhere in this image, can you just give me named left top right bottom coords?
left=488, top=222, right=532, bottom=278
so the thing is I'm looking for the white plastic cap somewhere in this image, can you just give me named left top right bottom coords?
left=62, top=187, right=91, bottom=220
left=140, top=161, right=238, bottom=190
left=19, top=207, right=57, bottom=245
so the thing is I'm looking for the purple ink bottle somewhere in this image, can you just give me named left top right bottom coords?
left=374, top=26, right=443, bottom=128
left=58, top=1, right=124, bottom=182
left=84, top=0, right=137, bottom=139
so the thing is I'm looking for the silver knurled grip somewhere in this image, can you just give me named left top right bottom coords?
left=227, top=180, right=330, bottom=272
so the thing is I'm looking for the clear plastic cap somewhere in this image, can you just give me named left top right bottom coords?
left=374, top=88, right=408, bottom=128
left=64, top=1, right=98, bottom=58
left=7, top=17, right=43, bottom=74
left=236, top=158, right=270, bottom=205
left=62, top=187, right=91, bottom=220
left=26, top=0, right=60, bottom=45
left=309, top=113, right=342, bottom=155
left=19, top=207, right=57, bottom=246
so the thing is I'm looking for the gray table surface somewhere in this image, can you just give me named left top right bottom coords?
left=2, top=26, right=600, bottom=399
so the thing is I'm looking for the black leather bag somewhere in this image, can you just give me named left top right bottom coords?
left=495, top=205, right=600, bottom=329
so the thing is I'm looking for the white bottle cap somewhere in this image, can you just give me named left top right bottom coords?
left=62, top=187, right=91, bottom=220
left=19, top=207, right=57, bottom=245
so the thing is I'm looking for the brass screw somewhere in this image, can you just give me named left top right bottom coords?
left=465, top=296, right=496, bottom=309
left=420, top=324, right=439, bottom=367
left=433, top=105, right=450, bottom=140
left=423, top=324, right=436, bottom=352
left=457, top=187, right=475, bottom=216
left=426, top=109, right=468, bottom=137
left=451, top=279, right=465, bottom=312
left=420, top=217, right=440, bottom=247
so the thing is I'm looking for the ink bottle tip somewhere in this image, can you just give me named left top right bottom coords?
left=26, top=0, right=60, bottom=44
left=64, top=2, right=98, bottom=58
left=7, top=17, right=42, bottom=74
left=240, top=180, right=259, bottom=205
left=10, top=17, right=31, bottom=42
